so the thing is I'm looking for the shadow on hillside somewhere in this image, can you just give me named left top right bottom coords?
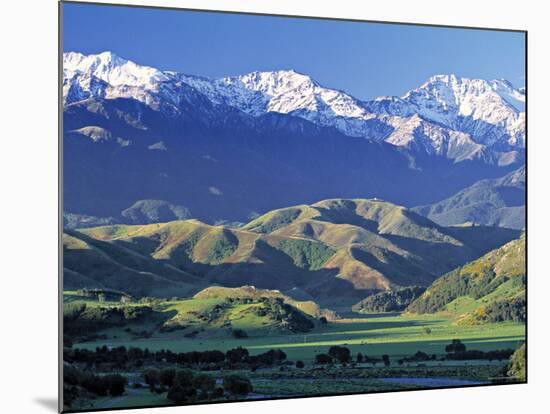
left=65, top=229, right=366, bottom=307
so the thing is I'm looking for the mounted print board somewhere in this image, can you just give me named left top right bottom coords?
left=60, top=1, right=527, bottom=412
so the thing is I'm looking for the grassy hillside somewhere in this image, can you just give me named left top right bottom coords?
left=193, top=286, right=338, bottom=320
left=65, top=198, right=520, bottom=303
left=407, top=235, right=526, bottom=324
left=413, top=166, right=525, bottom=229
left=63, top=286, right=324, bottom=341
left=63, top=230, right=201, bottom=297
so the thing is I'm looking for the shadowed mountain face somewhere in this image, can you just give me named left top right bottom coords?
left=63, top=199, right=520, bottom=305
left=64, top=96, right=522, bottom=225
left=413, top=166, right=525, bottom=229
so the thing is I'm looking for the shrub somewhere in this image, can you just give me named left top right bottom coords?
left=507, top=345, right=526, bottom=381
left=232, top=329, right=248, bottom=339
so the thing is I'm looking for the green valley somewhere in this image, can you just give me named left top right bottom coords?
left=62, top=199, right=526, bottom=411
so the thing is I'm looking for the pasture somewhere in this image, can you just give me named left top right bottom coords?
left=74, top=310, right=524, bottom=363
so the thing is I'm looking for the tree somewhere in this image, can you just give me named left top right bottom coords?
left=174, top=370, right=194, bottom=387
left=226, top=347, right=249, bottom=364
left=193, top=374, right=216, bottom=393
left=315, top=353, right=332, bottom=365
left=223, top=375, right=253, bottom=395
left=167, top=385, right=197, bottom=403
left=445, top=339, right=466, bottom=354
left=356, top=353, right=364, bottom=363
left=296, top=360, right=305, bottom=368
left=128, top=347, right=144, bottom=361
left=104, top=374, right=127, bottom=397
left=328, top=346, right=351, bottom=364
left=160, top=369, right=176, bottom=387
left=382, top=354, right=390, bottom=367
left=143, top=369, right=160, bottom=391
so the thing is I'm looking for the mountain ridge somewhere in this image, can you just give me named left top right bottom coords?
left=63, top=51, right=525, bottom=158
left=413, top=166, right=525, bottom=229
left=64, top=198, right=521, bottom=304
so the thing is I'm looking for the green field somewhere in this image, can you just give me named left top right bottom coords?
left=64, top=286, right=525, bottom=412
left=73, top=310, right=524, bottom=363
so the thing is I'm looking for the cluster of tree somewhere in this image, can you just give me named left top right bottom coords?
left=444, top=339, right=514, bottom=361
left=251, top=297, right=315, bottom=332
left=276, top=239, right=336, bottom=271
left=75, top=288, right=132, bottom=303
left=64, top=345, right=286, bottom=370
left=314, top=347, right=392, bottom=366
left=398, top=351, right=436, bottom=364
left=352, top=286, right=426, bottom=313
left=205, top=237, right=238, bottom=264
left=478, top=297, right=526, bottom=323
left=446, top=349, right=515, bottom=361
left=313, top=341, right=514, bottom=368
left=63, top=363, right=127, bottom=407
left=63, top=303, right=153, bottom=335
left=141, top=368, right=253, bottom=403
left=315, top=346, right=351, bottom=364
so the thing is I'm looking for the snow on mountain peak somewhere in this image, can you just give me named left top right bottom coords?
left=62, top=52, right=525, bottom=157
left=399, top=74, right=525, bottom=147
left=230, top=69, right=317, bottom=97
left=63, top=51, right=169, bottom=88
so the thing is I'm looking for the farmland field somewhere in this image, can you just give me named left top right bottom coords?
left=73, top=310, right=524, bottom=363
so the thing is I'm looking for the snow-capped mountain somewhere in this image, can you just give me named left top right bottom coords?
left=367, top=74, right=525, bottom=148
left=63, top=51, right=526, bottom=160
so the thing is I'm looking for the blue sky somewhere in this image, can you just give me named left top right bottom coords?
left=63, top=2, right=525, bottom=100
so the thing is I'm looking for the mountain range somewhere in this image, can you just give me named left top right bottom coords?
left=63, top=51, right=525, bottom=226
left=64, top=52, right=525, bottom=154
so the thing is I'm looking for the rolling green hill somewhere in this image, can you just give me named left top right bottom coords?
left=63, top=230, right=201, bottom=297
left=63, top=285, right=323, bottom=340
left=64, top=198, right=521, bottom=304
left=407, top=234, right=526, bottom=324
left=413, top=166, right=525, bottom=229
